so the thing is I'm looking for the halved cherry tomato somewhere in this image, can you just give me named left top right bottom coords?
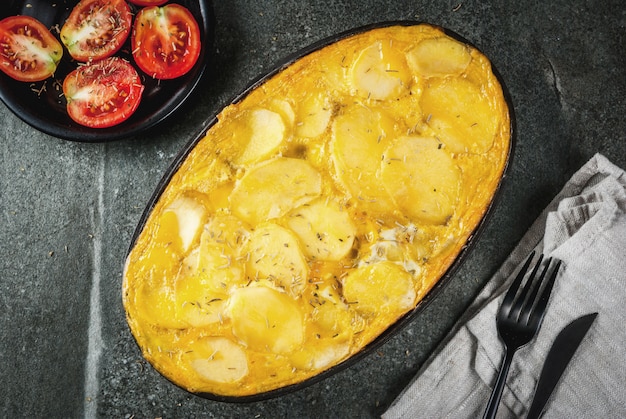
left=63, top=57, right=144, bottom=128
left=132, top=4, right=201, bottom=80
left=127, top=0, right=168, bottom=5
left=60, top=0, right=132, bottom=62
left=0, top=16, right=63, bottom=82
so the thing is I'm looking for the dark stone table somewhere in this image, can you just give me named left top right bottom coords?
left=1, top=0, right=624, bottom=417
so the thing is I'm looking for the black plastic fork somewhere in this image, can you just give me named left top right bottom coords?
left=483, top=251, right=562, bottom=419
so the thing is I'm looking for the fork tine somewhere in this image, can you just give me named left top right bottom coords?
left=519, top=257, right=553, bottom=323
left=502, top=250, right=536, bottom=310
left=509, top=253, right=544, bottom=321
left=526, top=259, right=562, bottom=326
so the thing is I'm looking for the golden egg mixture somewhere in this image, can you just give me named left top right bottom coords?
left=123, top=24, right=511, bottom=398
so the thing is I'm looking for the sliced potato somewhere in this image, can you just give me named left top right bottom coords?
left=245, top=223, right=308, bottom=295
left=181, top=214, right=250, bottom=291
left=381, top=136, right=461, bottom=225
left=267, top=98, right=296, bottom=128
left=175, top=278, right=228, bottom=327
left=310, top=285, right=360, bottom=339
left=201, top=214, right=251, bottom=255
left=195, top=244, right=243, bottom=289
left=174, top=247, right=233, bottom=327
left=162, top=194, right=207, bottom=253
left=406, top=36, right=471, bottom=77
left=286, top=198, right=356, bottom=261
left=228, top=286, right=304, bottom=354
left=133, top=282, right=181, bottom=329
left=188, top=337, right=249, bottom=384
left=290, top=284, right=354, bottom=370
left=420, top=77, right=497, bottom=154
left=351, top=40, right=411, bottom=100
left=229, top=157, right=322, bottom=225
left=174, top=214, right=249, bottom=326
left=342, top=261, right=416, bottom=317
left=290, top=342, right=350, bottom=371
left=331, top=105, right=396, bottom=213
left=232, top=108, right=286, bottom=165
left=295, top=93, right=333, bottom=138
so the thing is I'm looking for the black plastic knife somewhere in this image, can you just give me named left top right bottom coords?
left=526, top=312, right=598, bottom=419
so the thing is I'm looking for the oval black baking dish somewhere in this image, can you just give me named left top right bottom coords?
left=124, top=20, right=515, bottom=402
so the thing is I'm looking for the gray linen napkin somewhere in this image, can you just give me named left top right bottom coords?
left=383, top=153, right=626, bottom=419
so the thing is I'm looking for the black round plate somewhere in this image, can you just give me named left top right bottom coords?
left=0, top=0, right=214, bottom=142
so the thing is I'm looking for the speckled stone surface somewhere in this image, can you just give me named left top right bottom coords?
left=1, top=0, right=624, bottom=417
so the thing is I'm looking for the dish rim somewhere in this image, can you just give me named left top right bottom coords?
left=126, top=19, right=516, bottom=402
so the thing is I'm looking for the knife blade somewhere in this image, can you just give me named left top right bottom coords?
left=526, top=312, right=598, bottom=419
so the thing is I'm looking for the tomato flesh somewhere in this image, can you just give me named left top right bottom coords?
left=127, top=0, right=168, bottom=5
left=0, top=16, right=63, bottom=82
left=60, top=0, right=132, bottom=62
left=63, top=57, right=144, bottom=128
left=132, top=4, right=201, bottom=80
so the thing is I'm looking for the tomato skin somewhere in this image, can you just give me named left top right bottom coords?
left=132, top=4, right=201, bottom=80
left=127, top=0, right=168, bottom=5
left=0, top=16, right=63, bottom=82
left=63, top=57, right=144, bottom=128
left=60, top=0, right=132, bottom=62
